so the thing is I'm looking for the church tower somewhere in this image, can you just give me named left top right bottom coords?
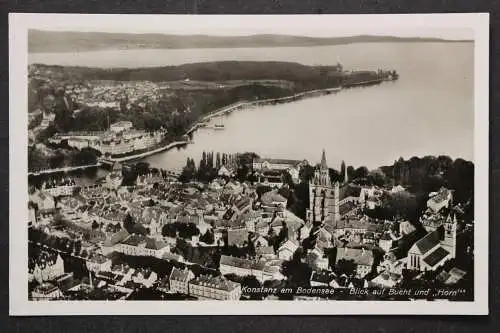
left=442, top=213, right=457, bottom=258
left=308, top=149, right=340, bottom=227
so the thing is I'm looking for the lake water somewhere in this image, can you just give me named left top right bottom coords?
left=29, top=42, right=474, bottom=171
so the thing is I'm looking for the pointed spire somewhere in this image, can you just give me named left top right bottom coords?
left=320, top=149, right=328, bottom=170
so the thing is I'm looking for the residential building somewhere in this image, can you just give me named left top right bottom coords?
left=105, top=162, right=123, bottom=190
left=30, top=252, right=65, bottom=284
left=261, top=190, right=288, bottom=209
left=110, top=121, right=133, bottom=133
left=31, top=282, right=63, bottom=301
left=116, top=234, right=170, bottom=258
left=227, top=228, right=249, bottom=247
left=378, top=233, right=393, bottom=253
left=86, top=254, right=113, bottom=273
left=255, top=246, right=276, bottom=260
left=335, top=247, right=374, bottom=278
left=252, top=158, right=305, bottom=171
left=132, top=269, right=158, bottom=288
left=277, top=239, right=299, bottom=261
left=29, top=190, right=56, bottom=211
left=169, top=267, right=194, bottom=295
left=310, top=271, right=336, bottom=287
left=427, top=188, right=453, bottom=213
left=219, top=255, right=272, bottom=282
left=370, top=272, right=401, bottom=288
left=188, top=275, right=242, bottom=300
left=67, top=137, right=90, bottom=150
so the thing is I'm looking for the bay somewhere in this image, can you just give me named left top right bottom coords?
left=29, top=42, right=474, bottom=171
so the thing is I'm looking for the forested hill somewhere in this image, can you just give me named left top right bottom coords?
left=29, top=30, right=471, bottom=53
left=30, top=61, right=344, bottom=83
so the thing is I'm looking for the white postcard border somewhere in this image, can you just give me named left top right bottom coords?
left=9, top=13, right=490, bottom=316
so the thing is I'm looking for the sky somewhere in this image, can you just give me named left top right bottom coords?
left=23, top=14, right=479, bottom=40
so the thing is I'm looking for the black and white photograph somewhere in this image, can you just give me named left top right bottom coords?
left=9, top=13, right=489, bottom=315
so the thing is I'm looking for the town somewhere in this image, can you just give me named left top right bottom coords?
left=28, top=148, right=474, bottom=301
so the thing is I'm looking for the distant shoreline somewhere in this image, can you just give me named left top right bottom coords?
left=28, top=39, right=474, bottom=54
left=28, top=31, right=473, bottom=54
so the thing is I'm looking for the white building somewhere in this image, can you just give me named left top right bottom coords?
left=188, top=275, right=242, bottom=300
left=252, top=158, right=305, bottom=171
left=132, top=269, right=158, bottom=288
left=29, top=190, right=55, bottom=211
left=116, top=234, right=170, bottom=258
left=30, top=253, right=65, bottom=284
left=277, top=239, right=299, bottom=261
left=219, top=255, right=274, bottom=283
left=31, top=282, right=63, bottom=301
left=335, top=247, right=374, bottom=278
left=427, top=188, right=453, bottom=213
left=67, top=138, right=90, bottom=150
left=110, top=121, right=133, bottom=133
left=86, top=254, right=113, bottom=273
left=169, top=267, right=195, bottom=295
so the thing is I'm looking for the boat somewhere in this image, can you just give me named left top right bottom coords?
left=212, top=117, right=225, bottom=130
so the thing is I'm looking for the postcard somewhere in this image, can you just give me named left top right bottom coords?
left=9, top=13, right=489, bottom=315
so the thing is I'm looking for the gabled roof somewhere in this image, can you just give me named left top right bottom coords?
left=219, top=255, right=266, bottom=271
left=261, top=191, right=287, bottom=204
left=255, top=246, right=275, bottom=256
left=310, top=271, right=336, bottom=284
left=234, top=197, right=251, bottom=211
left=278, top=239, right=299, bottom=253
left=104, top=229, right=130, bottom=247
left=422, top=246, right=449, bottom=267
left=336, top=247, right=374, bottom=267
left=162, top=252, right=183, bottom=262
left=227, top=228, right=249, bottom=246
left=169, top=267, right=193, bottom=282
left=189, top=275, right=240, bottom=292
left=414, top=229, right=441, bottom=255
left=254, top=157, right=303, bottom=166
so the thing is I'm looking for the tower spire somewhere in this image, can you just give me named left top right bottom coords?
left=320, top=149, right=328, bottom=170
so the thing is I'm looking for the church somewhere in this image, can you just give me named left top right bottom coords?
left=306, top=149, right=341, bottom=227
left=407, top=213, right=457, bottom=271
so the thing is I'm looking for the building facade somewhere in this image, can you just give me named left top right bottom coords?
left=188, top=275, right=242, bottom=300
left=169, top=267, right=195, bottom=295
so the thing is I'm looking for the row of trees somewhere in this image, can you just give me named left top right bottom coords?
left=161, top=222, right=200, bottom=239
left=179, top=151, right=259, bottom=183
left=28, top=145, right=99, bottom=172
